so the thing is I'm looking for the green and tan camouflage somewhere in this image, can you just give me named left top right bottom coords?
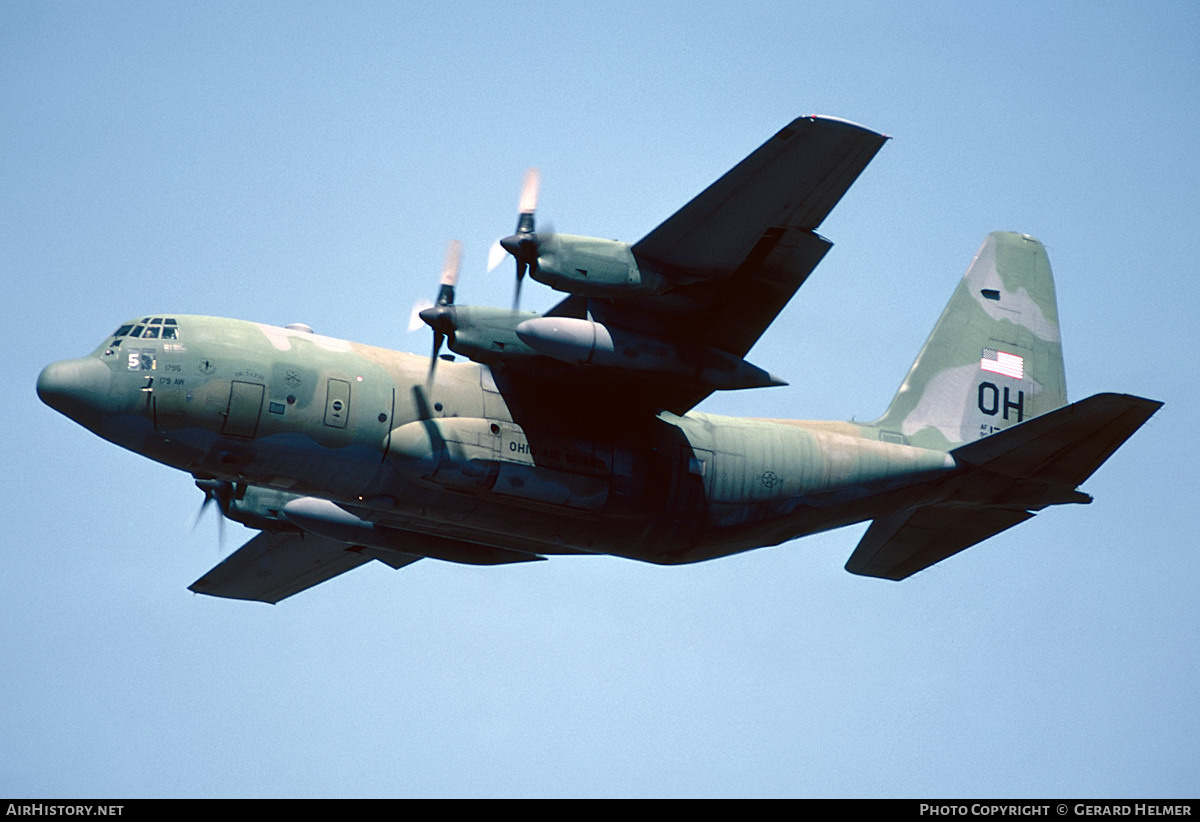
left=37, top=116, right=1160, bottom=602
left=871, top=231, right=1068, bottom=450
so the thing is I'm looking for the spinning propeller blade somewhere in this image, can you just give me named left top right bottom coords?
left=193, top=478, right=234, bottom=553
left=494, top=168, right=547, bottom=310
left=411, top=240, right=463, bottom=392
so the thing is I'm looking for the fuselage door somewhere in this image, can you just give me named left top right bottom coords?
left=324, top=378, right=351, bottom=428
left=223, top=381, right=264, bottom=438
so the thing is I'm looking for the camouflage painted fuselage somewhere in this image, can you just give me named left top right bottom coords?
left=39, top=229, right=1159, bottom=599
left=61, top=314, right=955, bottom=566
left=35, top=114, right=1162, bottom=600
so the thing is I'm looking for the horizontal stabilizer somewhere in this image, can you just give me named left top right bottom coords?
left=189, top=531, right=420, bottom=604
left=846, top=504, right=1033, bottom=581
left=950, top=392, right=1162, bottom=488
left=846, top=392, right=1161, bottom=580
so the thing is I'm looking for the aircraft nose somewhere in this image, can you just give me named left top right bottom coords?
left=37, top=357, right=112, bottom=423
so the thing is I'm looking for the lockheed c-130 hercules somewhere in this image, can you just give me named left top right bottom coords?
left=37, top=115, right=1161, bottom=603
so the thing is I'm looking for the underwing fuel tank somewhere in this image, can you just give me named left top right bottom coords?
left=387, top=417, right=627, bottom=510
left=515, top=317, right=785, bottom=390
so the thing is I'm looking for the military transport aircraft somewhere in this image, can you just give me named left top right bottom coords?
left=37, top=115, right=1161, bottom=603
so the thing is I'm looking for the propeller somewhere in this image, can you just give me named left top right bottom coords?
left=410, top=240, right=463, bottom=392
left=193, top=478, right=235, bottom=551
left=490, top=168, right=547, bottom=310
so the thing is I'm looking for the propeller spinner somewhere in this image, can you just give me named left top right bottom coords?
left=491, top=167, right=543, bottom=310
left=193, top=478, right=235, bottom=551
left=410, top=240, right=463, bottom=391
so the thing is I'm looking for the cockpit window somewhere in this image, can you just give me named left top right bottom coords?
left=112, top=318, right=180, bottom=340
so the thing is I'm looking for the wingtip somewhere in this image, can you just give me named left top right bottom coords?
left=797, top=114, right=890, bottom=140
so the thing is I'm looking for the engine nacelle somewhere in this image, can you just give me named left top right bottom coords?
left=432, top=305, right=543, bottom=365
left=532, top=235, right=665, bottom=297
left=217, top=483, right=301, bottom=531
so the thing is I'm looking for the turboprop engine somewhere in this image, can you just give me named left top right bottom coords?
left=529, top=235, right=666, bottom=298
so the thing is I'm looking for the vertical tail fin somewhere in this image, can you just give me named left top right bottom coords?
left=873, top=231, right=1068, bottom=450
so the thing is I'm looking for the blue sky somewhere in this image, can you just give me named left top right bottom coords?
left=3, top=1, right=1196, bottom=798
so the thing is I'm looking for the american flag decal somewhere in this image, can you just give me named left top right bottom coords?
left=980, top=348, right=1024, bottom=379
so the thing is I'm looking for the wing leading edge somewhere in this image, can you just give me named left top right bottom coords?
left=189, top=513, right=549, bottom=604
left=187, top=531, right=397, bottom=604
left=634, top=115, right=888, bottom=278
left=189, top=531, right=422, bottom=604
left=620, top=115, right=889, bottom=358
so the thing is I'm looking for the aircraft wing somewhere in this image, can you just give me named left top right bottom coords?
left=634, top=116, right=885, bottom=283
left=623, top=116, right=886, bottom=356
left=189, top=530, right=420, bottom=604
left=529, top=116, right=887, bottom=415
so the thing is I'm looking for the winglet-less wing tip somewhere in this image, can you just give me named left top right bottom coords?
left=799, top=114, right=891, bottom=140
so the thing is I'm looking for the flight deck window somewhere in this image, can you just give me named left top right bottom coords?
left=113, top=319, right=179, bottom=341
